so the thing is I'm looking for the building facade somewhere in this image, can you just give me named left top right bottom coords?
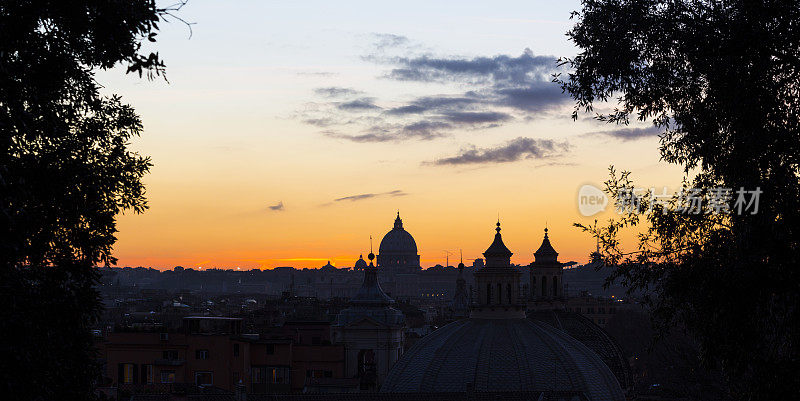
left=334, top=252, right=405, bottom=391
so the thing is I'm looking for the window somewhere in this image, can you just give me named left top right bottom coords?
left=497, top=283, right=502, bottom=304
left=121, top=363, right=135, bottom=384
left=486, top=283, right=492, bottom=304
left=162, top=350, right=179, bottom=360
left=306, top=369, right=333, bottom=378
left=266, top=344, right=275, bottom=355
left=160, top=370, right=176, bottom=383
left=196, top=349, right=209, bottom=360
left=195, top=371, right=213, bottom=386
left=541, top=276, right=547, bottom=297
left=253, top=366, right=289, bottom=384
left=233, top=343, right=240, bottom=357
left=144, top=364, right=154, bottom=384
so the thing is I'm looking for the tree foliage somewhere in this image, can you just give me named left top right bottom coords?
left=558, top=1, right=800, bottom=399
left=0, top=1, right=179, bottom=399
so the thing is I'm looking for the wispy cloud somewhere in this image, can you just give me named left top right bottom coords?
left=372, top=33, right=410, bottom=50
left=337, top=97, right=381, bottom=111
left=297, top=43, right=569, bottom=143
left=268, top=201, right=285, bottom=211
left=588, top=126, right=662, bottom=141
left=333, top=189, right=408, bottom=202
left=430, top=137, right=570, bottom=166
left=314, top=87, right=363, bottom=98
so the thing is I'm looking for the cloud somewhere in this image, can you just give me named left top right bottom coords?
left=325, top=121, right=451, bottom=142
left=385, top=49, right=556, bottom=84
left=494, top=85, right=568, bottom=112
left=431, top=137, right=570, bottom=165
left=314, top=87, right=363, bottom=98
left=337, top=97, right=381, bottom=111
left=589, top=126, right=662, bottom=141
left=333, top=189, right=408, bottom=202
left=381, top=49, right=570, bottom=116
left=298, top=46, right=570, bottom=142
left=440, top=111, right=512, bottom=124
left=384, top=96, right=480, bottom=116
left=372, top=33, right=410, bottom=50
left=268, top=201, right=285, bottom=211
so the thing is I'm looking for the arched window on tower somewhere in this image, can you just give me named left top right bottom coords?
left=486, top=283, right=492, bottom=305
left=507, top=283, right=512, bottom=304
left=532, top=276, right=537, bottom=297
left=541, top=276, right=548, bottom=298
left=552, top=276, right=559, bottom=297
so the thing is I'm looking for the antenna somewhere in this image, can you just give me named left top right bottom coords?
left=444, top=250, right=454, bottom=267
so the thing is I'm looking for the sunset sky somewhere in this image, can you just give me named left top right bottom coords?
left=101, top=0, right=685, bottom=270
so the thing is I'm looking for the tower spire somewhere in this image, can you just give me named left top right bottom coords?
left=368, top=235, right=375, bottom=266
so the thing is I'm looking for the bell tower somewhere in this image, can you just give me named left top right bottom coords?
left=530, top=228, right=563, bottom=300
left=470, top=221, right=525, bottom=319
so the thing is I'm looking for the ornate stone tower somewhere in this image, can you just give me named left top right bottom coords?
left=470, top=221, right=526, bottom=319
left=334, top=251, right=405, bottom=391
left=450, top=254, right=470, bottom=318
left=530, top=228, right=563, bottom=300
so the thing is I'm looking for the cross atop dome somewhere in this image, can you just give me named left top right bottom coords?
left=394, top=211, right=403, bottom=229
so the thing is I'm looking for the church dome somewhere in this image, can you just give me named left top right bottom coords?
left=379, top=213, right=418, bottom=255
left=354, top=255, right=368, bottom=270
left=381, top=318, right=624, bottom=400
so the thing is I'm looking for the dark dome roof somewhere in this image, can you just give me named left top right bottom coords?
left=534, top=228, right=558, bottom=259
left=379, top=213, right=418, bottom=255
left=529, top=310, right=633, bottom=392
left=354, top=255, right=368, bottom=269
left=484, top=221, right=513, bottom=258
left=381, top=318, right=624, bottom=400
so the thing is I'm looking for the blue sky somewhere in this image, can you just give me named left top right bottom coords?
left=101, top=0, right=684, bottom=269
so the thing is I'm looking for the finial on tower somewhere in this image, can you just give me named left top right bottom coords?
left=544, top=227, right=549, bottom=239
left=368, top=236, right=375, bottom=265
left=496, top=220, right=502, bottom=234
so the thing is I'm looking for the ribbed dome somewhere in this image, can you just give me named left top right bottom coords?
left=381, top=318, right=624, bottom=401
left=379, top=213, right=418, bottom=254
